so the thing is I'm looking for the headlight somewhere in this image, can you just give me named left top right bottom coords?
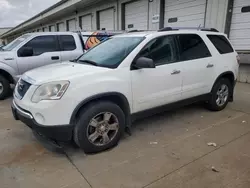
left=31, top=81, right=70, bottom=103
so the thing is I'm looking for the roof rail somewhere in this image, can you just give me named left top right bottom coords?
left=158, top=27, right=219, bottom=32
left=127, top=29, right=146, bottom=33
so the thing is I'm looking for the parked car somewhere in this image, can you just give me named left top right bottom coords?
left=0, top=31, right=123, bottom=99
left=11, top=27, right=239, bottom=153
left=0, top=44, right=4, bottom=51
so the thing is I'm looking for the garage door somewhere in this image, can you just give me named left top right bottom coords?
left=124, top=0, right=148, bottom=30
left=230, top=0, right=250, bottom=51
left=98, top=8, right=115, bottom=30
left=164, top=0, right=206, bottom=27
left=67, top=19, right=77, bottom=31
left=57, top=22, right=66, bottom=31
left=80, top=14, right=92, bottom=31
left=43, top=27, right=49, bottom=32
left=49, top=25, right=56, bottom=32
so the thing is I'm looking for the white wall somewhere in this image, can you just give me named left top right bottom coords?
left=205, top=0, right=229, bottom=32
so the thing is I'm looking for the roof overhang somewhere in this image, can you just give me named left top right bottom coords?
left=1, top=0, right=104, bottom=38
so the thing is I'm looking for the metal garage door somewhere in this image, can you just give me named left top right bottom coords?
left=80, top=14, right=92, bottom=31
left=49, top=25, right=56, bottom=32
left=164, top=0, right=206, bottom=27
left=124, top=0, right=148, bottom=30
left=98, top=8, right=115, bottom=30
left=67, top=19, right=77, bottom=31
left=57, top=22, right=66, bottom=31
left=230, top=0, right=250, bottom=51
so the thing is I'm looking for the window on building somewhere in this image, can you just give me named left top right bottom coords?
left=20, top=35, right=58, bottom=56
left=177, top=34, right=211, bottom=61
left=207, top=35, right=234, bottom=54
left=59, top=35, right=76, bottom=51
left=168, top=17, right=178, bottom=23
left=139, top=35, right=178, bottom=66
left=241, top=6, right=250, bottom=13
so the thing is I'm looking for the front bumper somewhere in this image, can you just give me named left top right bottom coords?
left=11, top=100, right=74, bottom=142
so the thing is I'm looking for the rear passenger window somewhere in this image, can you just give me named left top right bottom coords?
left=59, top=35, right=76, bottom=51
left=207, top=35, right=234, bottom=54
left=177, top=34, right=211, bottom=61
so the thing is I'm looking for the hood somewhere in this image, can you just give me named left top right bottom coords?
left=22, top=61, right=110, bottom=85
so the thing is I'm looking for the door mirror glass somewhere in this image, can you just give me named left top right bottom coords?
left=18, top=47, right=34, bottom=57
left=133, top=57, right=155, bottom=69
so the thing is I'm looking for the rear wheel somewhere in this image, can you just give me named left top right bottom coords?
left=206, top=78, right=232, bottom=111
left=74, top=101, right=125, bottom=153
left=0, top=75, right=11, bottom=100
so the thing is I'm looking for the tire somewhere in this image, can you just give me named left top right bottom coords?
left=206, top=78, right=232, bottom=111
left=74, top=101, right=125, bottom=153
left=0, top=75, right=11, bottom=100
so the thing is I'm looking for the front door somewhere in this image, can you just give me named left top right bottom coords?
left=131, top=35, right=183, bottom=113
left=17, top=35, right=61, bottom=75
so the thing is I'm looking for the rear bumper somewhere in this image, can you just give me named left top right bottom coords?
left=11, top=100, right=74, bottom=142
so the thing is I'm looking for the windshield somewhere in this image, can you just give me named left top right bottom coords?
left=77, top=37, right=144, bottom=68
left=2, top=34, right=31, bottom=51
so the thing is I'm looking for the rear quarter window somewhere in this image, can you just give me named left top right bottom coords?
left=207, top=35, right=234, bottom=54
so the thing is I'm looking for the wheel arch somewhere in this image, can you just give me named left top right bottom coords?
left=70, top=92, right=131, bottom=128
left=212, top=71, right=235, bottom=90
left=211, top=71, right=236, bottom=101
left=0, top=69, right=15, bottom=84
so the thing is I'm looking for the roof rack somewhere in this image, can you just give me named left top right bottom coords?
left=158, top=27, right=219, bottom=32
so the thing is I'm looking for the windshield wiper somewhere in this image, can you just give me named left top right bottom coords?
left=78, top=59, right=98, bottom=66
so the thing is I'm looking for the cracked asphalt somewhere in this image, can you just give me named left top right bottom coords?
left=1, top=83, right=250, bottom=188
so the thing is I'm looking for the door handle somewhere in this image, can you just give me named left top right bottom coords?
left=206, top=63, right=214, bottom=68
left=51, top=56, right=60, bottom=60
left=171, top=70, right=181, bottom=75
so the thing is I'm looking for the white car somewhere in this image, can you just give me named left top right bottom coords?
left=11, top=27, right=239, bottom=153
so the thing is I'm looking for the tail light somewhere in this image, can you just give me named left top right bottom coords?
left=236, top=55, right=240, bottom=65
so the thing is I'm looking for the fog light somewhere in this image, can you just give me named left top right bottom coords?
left=35, top=113, right=45, bottom=124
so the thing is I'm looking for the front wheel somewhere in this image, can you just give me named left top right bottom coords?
left=206, top=78, right=232, bottom=111
left=74, top=101, right=125, bottom=153
left=0, top=75, right=11, bottom=100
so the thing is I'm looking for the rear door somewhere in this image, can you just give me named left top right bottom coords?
left=17, top=35, right=61, bottom=74
left=176, top=34, right=214, bottom=99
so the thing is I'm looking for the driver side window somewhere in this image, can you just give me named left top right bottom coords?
left=139, top=35, right=178, bottom=66
left=19, top=35, right=58, bottom=56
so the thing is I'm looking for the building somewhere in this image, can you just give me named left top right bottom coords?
left=0, top=27, right=12, bottom=45
left=1, top=0, right=250, bottom=55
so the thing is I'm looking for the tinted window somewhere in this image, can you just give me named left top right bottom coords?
left=22, top=36, right=58, bottom=56
left=242, top=6, right=250, bottom=13
left=207, top=35, right=234, bottom=54
left=139, top=35, right=178, bottom=66
left=60, top=35, right=76, bottom=51
left=177, top=34, right=211, bottom=61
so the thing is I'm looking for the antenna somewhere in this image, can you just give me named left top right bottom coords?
left=198, top=24, right=202, bottom=30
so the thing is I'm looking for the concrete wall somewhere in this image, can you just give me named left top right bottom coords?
left=0, top=28, right=12, bottom=45
left=3, top=0, right=231, bottom=42
left=238, top=64, right=250, bottom=83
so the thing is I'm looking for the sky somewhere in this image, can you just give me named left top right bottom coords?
left=0, top=0, right=60, bottom=28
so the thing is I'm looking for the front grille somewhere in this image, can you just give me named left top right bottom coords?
left=17, top=79, right=31, bottom=99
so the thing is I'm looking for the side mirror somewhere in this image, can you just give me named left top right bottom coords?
left=18, top=47, right=34, bottom=57
left=132, top=57, right=155, bottom=69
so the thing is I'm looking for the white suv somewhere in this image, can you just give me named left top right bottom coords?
left=11, top=28, right=239, bottom=153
